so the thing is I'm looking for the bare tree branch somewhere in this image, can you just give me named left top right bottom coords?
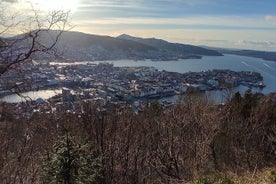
left=0, top=10, right=69, bottom=75
left=0, top=5, right=69, bottom=94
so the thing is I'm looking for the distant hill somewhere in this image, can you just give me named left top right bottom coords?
left=220, top=49, right=276, bottom=62
left=7, top=30, right=223, bottom=61
left=200, top=45, right=276, bottom=62
left=118, top=34, right=222, bottom=57
left=58, top=31, right=157, bottom=52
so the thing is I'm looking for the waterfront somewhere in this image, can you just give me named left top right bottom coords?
left=96, top=54, right=276, bottom=94
left=1, top=54, right=276, bottom=104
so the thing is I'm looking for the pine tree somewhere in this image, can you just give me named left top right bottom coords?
left=43, top=130, right=103, bottom=184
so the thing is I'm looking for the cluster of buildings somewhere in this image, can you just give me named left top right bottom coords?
left=0, top=61, right=264, bottom=113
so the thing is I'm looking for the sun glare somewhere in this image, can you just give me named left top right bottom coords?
left=31, top=0, right=78, bottom=12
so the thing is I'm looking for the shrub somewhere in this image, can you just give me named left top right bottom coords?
left=267, top=169, right=276, bottom=183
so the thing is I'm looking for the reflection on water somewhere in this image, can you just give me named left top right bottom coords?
left=0, top=89, right=61, bottom=103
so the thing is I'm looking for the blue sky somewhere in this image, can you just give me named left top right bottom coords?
left=4, top=0, right=276, bottom=51
left=77, top=0, right=276, bottom=18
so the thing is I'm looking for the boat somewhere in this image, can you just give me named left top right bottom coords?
left=258, top=82, right=266, bottom=88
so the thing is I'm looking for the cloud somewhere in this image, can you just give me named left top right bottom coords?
left=73, top=16, right=276, bottom=31
left=1, top=0, right=18, bottom=3
left=265, top=15, right=276, bottom=22
left=78, top=0, right=141, bottom=9
left=195, top=39, right=276, bottom=48
left=237, top=40, right=276, bottom=46
left=76, top=0, right=223, bottom=19
left=202, top=39, right=230, bottom=43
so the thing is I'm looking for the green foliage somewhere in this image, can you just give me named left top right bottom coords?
left=194, top=178, right=214, bottom=184
left=229, top=89, right=261, bottom=119
left=194, top=174, right=234, bottom=184
left=212, top=89, right=274, bottom=170
left=43, top=130, right=103, bottom=184
left=267, top=169, right=276, bottom=182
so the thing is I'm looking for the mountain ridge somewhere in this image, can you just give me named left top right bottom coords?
left=7, top=30, right=223, bottom=61
left=117, top=34, right=222, bottom=57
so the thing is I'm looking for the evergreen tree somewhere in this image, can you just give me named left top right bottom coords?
left=43, top=130, right=103, bottom=184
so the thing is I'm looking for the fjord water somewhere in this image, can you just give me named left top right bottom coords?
left=0, top=89, right=62, bottom=103
left=97, top=54, right=276, bottom=94
left=1, top=54, right=276, bottom=103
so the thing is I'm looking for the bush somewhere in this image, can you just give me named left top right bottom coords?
left=194, top=178, right=214, bottom=184
left=267, top=169, right=276, bottom=183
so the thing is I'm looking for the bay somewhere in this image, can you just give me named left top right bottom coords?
left=2, top=54, right=276, bottom=103
left=95, top=54, right=276, bottom=94
left=0, top=89, right=62, bottom=103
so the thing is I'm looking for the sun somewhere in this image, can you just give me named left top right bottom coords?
left=31, top=0, right=78, bottom=12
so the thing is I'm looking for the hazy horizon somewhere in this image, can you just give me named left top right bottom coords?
left=2, top=0, right=276, bottom=51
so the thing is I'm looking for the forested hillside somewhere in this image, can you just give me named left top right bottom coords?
left=0, top=90, right=275, bottom=183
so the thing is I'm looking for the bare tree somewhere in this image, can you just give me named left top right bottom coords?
left=0, top=2, right=69, bottom=94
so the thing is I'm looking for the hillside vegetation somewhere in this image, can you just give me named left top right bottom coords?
left=0, top=90, right=275, bottom=183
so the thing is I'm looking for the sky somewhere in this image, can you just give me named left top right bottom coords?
left=2, top=0, right=276, bottom=51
